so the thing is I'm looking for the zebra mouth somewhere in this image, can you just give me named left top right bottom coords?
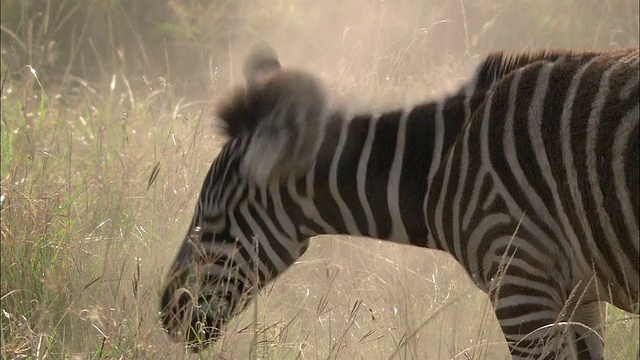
left=184, top=303, right=224, bottom=353
left=194, top=293, right=236, bottom=351
left=160, top=287, right=231, bottom=352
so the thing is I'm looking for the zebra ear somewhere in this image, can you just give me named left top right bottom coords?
left=242, top=41, right=282, bottom=86
left=239, top=69, right=328, bottom=185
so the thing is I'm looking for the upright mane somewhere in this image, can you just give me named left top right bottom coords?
left=214, top=69, right=327, bottom=139
left=213, top=58, right=329, bottom=184
left=215, top=41, right=326, bottom=141
left=473, top=48, right=631, bottom=90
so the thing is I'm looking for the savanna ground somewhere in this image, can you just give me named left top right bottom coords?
left=1, top=1, right=638, bottom=359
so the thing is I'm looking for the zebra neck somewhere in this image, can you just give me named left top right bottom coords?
left=294, top=93, right=478, bottom=248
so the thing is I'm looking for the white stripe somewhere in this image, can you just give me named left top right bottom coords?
left=227, top=185, right=273, bottom=281
left=269, top=180, right=297, bottom=239
left=497, top=310, right=560, bottom=327
left=226, top=223, right=260, bottom=281
left=237, top=197, right=287, bottom=274
left=431, top=101, right=461, bottom=254
left=484, top=256, right=565, bottom=304
left=560, top=56, right=607, bottom=278
left=496, top=294, right=559, bottom=310
left=466, top=85, right=519, bottom=284
left=463, top=171, right=486, bottom=231
left=329, top=117, right=361, bottom=235
left=357, top=114, right=379, bottom=237
left=464, top=72, right=479, bottom=122
left=478, top=76, right=557, bottom=275
left=387, top=109, right=410, bottom=243
left=620, top=58, right=639, bottom=99
left=251, top=201, right=297, bottom=267
left=286, top=175, right=336, bottom=235
left=426, top=99, right=446, bottom=184
left=284, top=111, right=337, bottom=235
left=305, top=108, right=331, bottom=199
left=465, top=212, right=511, bottom=291
left=452, top=100, right=473, bottom=261
left=613, top=105, right=639, bottom=256
left=503, top=63, right=567, bottom=255
left=586, top=55, right=628, bottom=262
left=521, top=63, right=558, bottom=229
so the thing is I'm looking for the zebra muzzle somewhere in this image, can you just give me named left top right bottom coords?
left=160, top=281, right=232, bottom=352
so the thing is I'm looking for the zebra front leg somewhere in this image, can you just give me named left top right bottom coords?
left=491, top=275, right=605, bottom=360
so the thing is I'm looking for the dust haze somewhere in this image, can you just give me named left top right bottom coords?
left=1, top=0, right=638, bottom=358
left=185, top=0, right=639, bottom=103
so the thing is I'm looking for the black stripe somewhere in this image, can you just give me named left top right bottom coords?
left=625, top=123, right=639, bottom=243
left=457, top=97, right=488, bottom=270
left=497, top=283, right=557, bottom=299
left=399, top=104, right=435, bottom=246
left=232, top=204, right=273, bottom=282
left=337, top=114, right=371, bottom=235
left=471, top=172, right=496, bottom=277
left=571, top=57, right=628, bottom=284
left=278, top=181, right=308, bottom=239
left=599, top=62, right=639, bottom=272
left=312, top=115, right=348, bottom=233
left=247, top=203, right=295, bottom=267
left=365, top=111, right=401, bottom=239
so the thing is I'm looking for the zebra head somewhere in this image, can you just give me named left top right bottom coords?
left=160, top=43, right=331, bottom=351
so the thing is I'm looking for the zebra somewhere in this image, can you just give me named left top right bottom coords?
left=160, top=44, right=639, bottom=359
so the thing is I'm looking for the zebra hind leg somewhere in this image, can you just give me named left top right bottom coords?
left=492, top=276, right=605, bottom=359
left=537, top=300, right=605, bottom=360
left=562, top=300, right=606, bottom=360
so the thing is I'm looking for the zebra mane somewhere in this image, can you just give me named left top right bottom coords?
left=215, top=84, right=262, bottom=138
left=473, top=48, right=617, bottom=90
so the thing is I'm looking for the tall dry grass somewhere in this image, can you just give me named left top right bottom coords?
left=1, top=0, right=638, bottom=359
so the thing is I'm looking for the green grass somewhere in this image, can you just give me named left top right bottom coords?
left=1, top=0, right=639, bottom=359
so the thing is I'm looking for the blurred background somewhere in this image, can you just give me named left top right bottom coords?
left=1, top=1, right=638, bottom=359
left=2, top=0, right=638, bottom=98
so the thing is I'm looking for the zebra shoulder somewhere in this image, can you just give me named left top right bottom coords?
left=215, top=44, right=329, bottom=185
